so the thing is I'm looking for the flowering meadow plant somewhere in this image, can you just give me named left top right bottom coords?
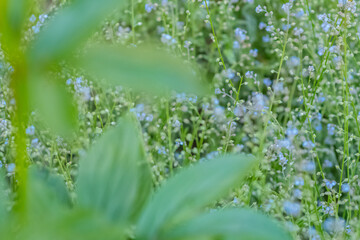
left=0, top=0, right=360, bottom=239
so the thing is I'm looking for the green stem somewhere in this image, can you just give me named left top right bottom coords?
left=11, top=57, right=29, bottom=221
left=166, top=100, right=174, bottom=175
left=204, top=0, right=226, bottom=70
left=131, top=0, right=136, bottom=44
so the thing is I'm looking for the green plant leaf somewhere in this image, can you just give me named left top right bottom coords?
left=136, top=153, right=257, bottom=239
left=19, top=208, right=126, bottom=240
left=26, top=166, right=71, bottom=218
left=243, top=5, right=257, bottom=43
left=50, top=209, right=126, bottom=240
left=27, top=0, right=127, bottom=66
left=163, top=208, right=292, bottom=240
left=224, top=49, right=236, bottom=64
left=5, top=0, right=29, bottom=35
left=0, top=170, right=9, bottom=225
left=28, top=74, right=78, bottom=137
left=6, top=168, right=127, bottom=239
left=75, top=45, right=209, bottom=96
left=0, top=167, right=72, bottom=238
left=0, top=0, right=31, bottom=48
left=76, top=116, right=152, bottom=224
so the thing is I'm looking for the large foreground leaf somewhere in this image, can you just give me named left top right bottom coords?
left=136, top=154, right=257, bottom=239
left=0, top=0, right=30, bottom=50
left=163, top=208, right=292, bottom=240
left=26, top=167, right=71, bottom=218
left=75, top=45, right=209, bottom=96
left=28, top=75, right=78, bottom=137
left=28, top=0, right=127, bottom=65
left=17, top=208, right=125, bottom=240
left=76, top=117, right=152, bottom=223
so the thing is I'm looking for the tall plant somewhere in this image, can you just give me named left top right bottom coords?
left=0, top=0, right=292, bottom=239
left=0, top=0, right=206, bottom=207
left=0, top=117, right=291, bottom=239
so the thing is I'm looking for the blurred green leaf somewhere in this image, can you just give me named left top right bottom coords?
left=224, top=49, right=236, bottom=64
left=136, top=154, right=257, bottom=239
left=0, top=171, right=8, bottom=225
left=28, top=0, right=127, bottom=66
left=49, top=209, right=126, bottom=240
left=243, top=5, right=257, bottom=43
left=26, top=167, right=71, bottom=217
left=75, top=45, right=209, bottom=96
left=28, top=74, right=78, bottom=137
left=0, top=0, right=30, bottom=49
left=163, top=208, right=292, bottom=240
left=6, top=0, right=29, bottom=36
left=20, top=208, right=125, bottom=240
left=76, top=116, right=152, bottom=223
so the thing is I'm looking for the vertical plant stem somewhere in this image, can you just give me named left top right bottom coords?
left=131, top=0, right=136, bottom=44
left=204, top=0, right=226, bottom=70
left=10, top=57, right=29, bottom=220
left=258, top=13, right=290, bottom=158
left=337, top=21, right=350, bottom=217
left=166, top=100, right=174, bottom=175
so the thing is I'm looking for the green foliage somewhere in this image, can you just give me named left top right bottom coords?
left=164, top=208, right=292, bottom=240
left=242, top=5, right=257, bottom=43
left=28, top=0, right=126, bottom=65
left=26, top=166, right=71, bottom=217
left=0, top=0, right=293, bottom=239
left=0, top=0, right=30, bottom=51
left=2, top=0, right=207, bottom=138
left=136, top=154, right=256, bottom=238
left=76, top=117, right=152, bottom=223
left=28, top=74, right=78, bottom=137
left=76, top=45, right=209, bottom=96
left=0, top=117, right=291, bottom=239
left=0, top=170, right=8, bottom=225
